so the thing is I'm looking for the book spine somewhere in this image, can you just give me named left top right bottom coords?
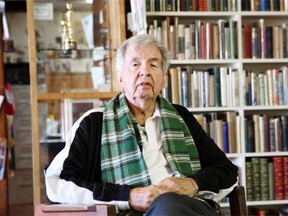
left=181, top=69, right=189, bottom=107
left=260, top=158, right=269, bottom=200
left=273, top=157, right=284, bottom=200
left=252, top=157, right=261, bottom=200
left=246, top=161, right=254, bottom=201
left=177, top=24, right=185, bottom=60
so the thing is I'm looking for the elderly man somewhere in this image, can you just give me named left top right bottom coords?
left=45, top=34, right=238, bottom=215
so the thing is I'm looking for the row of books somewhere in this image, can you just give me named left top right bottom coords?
left=242, top=20, right=288, bottom=59
left=246, top=157, right=288, bottom=201
left=146, top=0, right=237, bottom=12
left=146, top=0, right=288, bottom=12
left=162, top=66, right=240, bottom=108
left=148, top=19, right=237, bottom=60
left=194, top=112, right=240, bottom=153
left=249, top=207, right=288, bottom=216
left=243, top=67, right=288, bottom=106
left=244, top=115, right=288, bottom=153
left=242, top=0, right=288, bottom=11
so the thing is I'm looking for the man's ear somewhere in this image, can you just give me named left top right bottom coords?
left=162, top=71, right=168, bottom=89
left=118, top=72, right=124, bottom=88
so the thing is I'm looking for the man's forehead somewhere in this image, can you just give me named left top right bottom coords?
left=126, top=45, right=162, bottom=59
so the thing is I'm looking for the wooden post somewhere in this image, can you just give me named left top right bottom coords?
left=106, top=0, right=126, bottom=92
left=26, top=0, right=41, bottom=205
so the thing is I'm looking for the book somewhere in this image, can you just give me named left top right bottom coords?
left=169, top=67, right=180, bottom=104
left=177, top=24, right=185, bottom=60
left=208, top=71, right=215, bottom=106
left=246, top=161, right=254, bottom=201
left=273, top=26, right=281, bottom=58
left=215, top=119, right=224, bottom=151
left=251, top=26, right=260, bottom=59
left=192, top=70, right=200, bottom=107
left=283, top=157, right=288, bottom=199
left=222, top=121, right=229, bottom=153
left=269, top=118, right=276, bottom=151
left=280, top=115, right=288, bottom=151
left=181, top=68, right=189, bottom=107
left=266, top=26, right=273, bottom=58
left=200, top=21, right=206, bottom=59
left=208, top=67, right=221, bottom=107
left=259, top=115, right=265, bottom=152
left=170, top=25, right=176, bottom=59
left=212, top=23, right=220, bottom=59
left=268, top=161, right=275, bottom=200
left=263, top=114, right=270, bottom=152
left=218, top=19, right=226, bottom=59
left=273, top=157, right=284, bottom=200
left=245, top=117, right=255, bottom=152
left=243, top=23, right=252, bottom=58
left=189, top=23, right=196, bottom=59
left=274, top=117, right=283, bottom=151
left=226, top=112, right=237, bottom=153
left=184, top=26, right=191, bottom=59
left=252, top=157, right=261, bottom=200
left=253, top=114, right=261, bottom=152
left=258, top=19, right=267, bottom=58
left=229, top=20, right=237, bottom=59
left=260, top=157, right=269, bottom=200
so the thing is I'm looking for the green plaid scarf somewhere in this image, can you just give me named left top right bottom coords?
left=101, top=92, right=201, bottom=186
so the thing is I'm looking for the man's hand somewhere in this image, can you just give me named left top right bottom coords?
left=128, top=185, right=168, bottom=212
left=158, top=177, right=199, bottom=197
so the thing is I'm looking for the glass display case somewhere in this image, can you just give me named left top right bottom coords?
left=26, top=0, right=125, bottom=204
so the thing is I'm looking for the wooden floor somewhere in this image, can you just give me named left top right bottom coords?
left=8, top=204, right=34, bottom=216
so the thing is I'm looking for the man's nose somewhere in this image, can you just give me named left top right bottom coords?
left=139, top=64, right=150, bottom=77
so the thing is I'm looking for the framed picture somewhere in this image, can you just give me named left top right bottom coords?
left=61, top=98, right=104, bottom=138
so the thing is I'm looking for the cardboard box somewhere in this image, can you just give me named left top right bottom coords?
left=14, top=143, right=32, bottom=169
left=8, top=169, right=33, bottom=204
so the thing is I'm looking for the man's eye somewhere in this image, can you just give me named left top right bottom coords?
left=131, top=63, right=139, bottom=67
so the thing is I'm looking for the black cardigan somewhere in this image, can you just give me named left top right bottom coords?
left=59, top=104, right=238, bottom=202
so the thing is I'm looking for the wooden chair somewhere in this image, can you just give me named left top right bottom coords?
left=35, top=203, right=117, bottom=216
left=36, top=185, right=247, bottom=216
left=228, top=185, right=248, bottom=216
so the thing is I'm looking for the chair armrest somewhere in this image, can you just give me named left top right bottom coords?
left=35, top=203, right=117, bottom=216
left=228, top=185, right=248, bottom=216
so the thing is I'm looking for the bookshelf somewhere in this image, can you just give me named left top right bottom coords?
left=144, top=0, right=288, bottom=214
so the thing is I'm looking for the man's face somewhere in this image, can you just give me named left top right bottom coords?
left=119, top=44, right=167, bottom=104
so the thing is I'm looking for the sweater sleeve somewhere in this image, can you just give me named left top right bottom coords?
left=173, top=104, right=239, bottom=201
left=45, top=110, right=130, bottom=210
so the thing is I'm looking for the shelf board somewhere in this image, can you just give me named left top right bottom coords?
left=247, top=199, right=288, bottom=206
left=243, top=105, right=288, bottom=111
left=170, top=59, right=238, bottom=65
left=147, top=11, right=288, bottom=18
left=244, top=152, right=288, bottom=157
left=37, top=91, right=118, bottom=101
left=188, top=106, right=241, bottom=112
left=242, top=58, right=288, bottom=64
left=146, top=11, right=237, bottom=17
left=241, top=11, right=288, bottom=17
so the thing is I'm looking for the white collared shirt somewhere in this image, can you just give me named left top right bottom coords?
left=137, top=105, right=173, bottom=184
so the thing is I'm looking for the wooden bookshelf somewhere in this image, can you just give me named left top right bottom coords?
left=144, top=0, right=288, bottom=214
